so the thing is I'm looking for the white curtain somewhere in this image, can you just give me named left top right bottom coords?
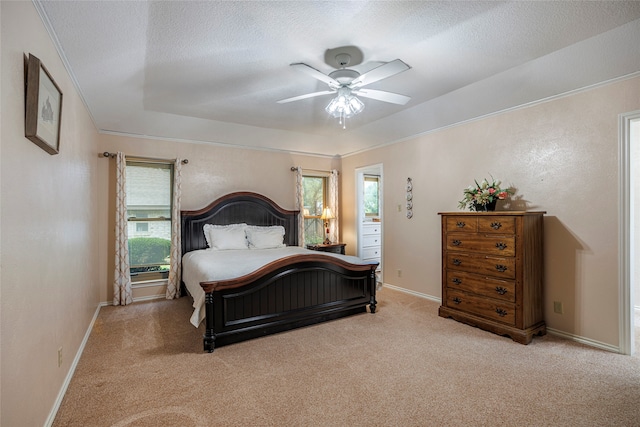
left=295, top=167, right=305, bottom=247
left=113, top=152, right=132, bottom=306
left=166, top=158, right=183, bottom=299
left=328, top=169, right=339, bottom=243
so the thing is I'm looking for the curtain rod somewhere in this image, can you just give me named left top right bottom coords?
left=102, top=152, right=189, bottom=164
left=290, top=167, right=338, bottom=175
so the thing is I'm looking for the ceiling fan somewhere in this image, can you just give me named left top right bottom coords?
left=277, top=53, right=411, bottom=127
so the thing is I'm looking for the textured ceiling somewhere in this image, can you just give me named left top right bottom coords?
left=37, top=1, right=640, bottom=156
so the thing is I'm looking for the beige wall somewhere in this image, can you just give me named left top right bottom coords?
left=1, top=2, right=100, bottom=426
left=97, top=134, right=338, bottom=303
left=342, top=76, right=640, bottom=348
left=1, top=4, right=638, bottom=425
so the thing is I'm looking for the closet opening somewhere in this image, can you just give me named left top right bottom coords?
left=356, top=164, right=383, bottom=286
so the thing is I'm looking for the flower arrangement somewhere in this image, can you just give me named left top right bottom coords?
left=458, top=176, right=513, bottom=211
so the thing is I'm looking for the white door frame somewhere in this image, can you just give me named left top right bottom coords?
left=355, top=164, right=383, bottom=282
left=619, top=110, right=640, bottom=355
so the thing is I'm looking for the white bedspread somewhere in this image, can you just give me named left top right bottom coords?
left=182, top=246, right=368, bottom=327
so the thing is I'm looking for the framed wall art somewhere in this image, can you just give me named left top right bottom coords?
left=25, top=53, right=62, bottom=155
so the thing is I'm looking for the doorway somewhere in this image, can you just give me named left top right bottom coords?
left=356, top=164, right=383, bottom=285
left=620, top=111, right=640, bottom=355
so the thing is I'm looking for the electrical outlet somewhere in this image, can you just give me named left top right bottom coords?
left=397, top=269, right=402, bottom=278
left=397, top=204, right=402, bottom=212
left=553, top=301, right=563, bottom=314
left=58, top=347, right=63, bottom=367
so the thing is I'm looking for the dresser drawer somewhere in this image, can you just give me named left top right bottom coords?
left=446, top=233, right=516, bottom=256
left=446, top=289, right=515, bottom=326
left=445, top=270, right=515, bottom=302
left=445, top=216, right=477, bottom=233
left=478, top=216, right=516, bottom=234
left=362, top=234, right=381, bottom=247
left=446, top=252, right=516, bottom=279
left=362, top=223, right=381, bottom=235
left=362, top=247, right=381, bottom=259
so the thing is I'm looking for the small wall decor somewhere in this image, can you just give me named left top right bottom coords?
left=406, top=177, right=413, bottom=219
left=25, top=53, right=63, bottom=155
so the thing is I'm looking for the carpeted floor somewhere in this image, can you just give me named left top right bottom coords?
left=53, top=288, right=640, bottom=427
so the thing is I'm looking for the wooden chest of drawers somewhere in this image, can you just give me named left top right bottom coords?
left=438, top=212, right=546, bottom=344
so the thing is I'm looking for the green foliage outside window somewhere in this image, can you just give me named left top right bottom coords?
left=364, top=175, right=379, bottom=217
left=302, top=176, right=326, bottom=244
left=128, top=237, right=171, bottom=269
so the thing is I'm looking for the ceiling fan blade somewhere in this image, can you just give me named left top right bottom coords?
left=349, top=59, right=411, bottom=89
left=277, top=90, right=336, bottom=104
left=290, top=63, right=340, bottom=88
left=353, top=89, right=411, bottom=105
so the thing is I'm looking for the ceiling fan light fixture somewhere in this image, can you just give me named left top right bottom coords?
left=325, top=88, right=364, bottom=128
left=349, top=96, right=364, bottom=114
left=282, top=55, right=410, bottom=129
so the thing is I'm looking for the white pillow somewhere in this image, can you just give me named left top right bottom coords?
left=203, top=223, right=248, bottom=250
left=245, top=225, right=286, bottom=249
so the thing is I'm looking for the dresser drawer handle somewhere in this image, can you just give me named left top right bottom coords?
left=451, top=278, right=462, bottom=285
left=495, top=242, right=507, bottom=250
left=452, top=239, right=462, bottom=246
left=495, top=286, right=508, bottom=295
left=452, top=258, right=462, bottom=266
left=490, top=222, right=502, bottom=230
left=495, top=264, right=508, bottom=272
left=456, top=221, right=466, bottom=228
left=496, top=308, right=508, bottom=317
left=452, top=297, right=462, bottom=304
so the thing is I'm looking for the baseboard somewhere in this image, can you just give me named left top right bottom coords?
left=546, top=327, right=621, bottom=354
left=100, top=293, right=167, bottom=306
left=380, top=283, right=441, bottom=304
left=381, top=283, right=625, bottom=354
left=132, top=294, right=167, bottom=303
left=45, top=303, right=102, bottom=427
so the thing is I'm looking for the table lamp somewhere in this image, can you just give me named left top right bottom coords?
left=320, top=207, right=335, bottom=244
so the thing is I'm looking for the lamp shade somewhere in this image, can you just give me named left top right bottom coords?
left=320, top=207, right=335, bottom=220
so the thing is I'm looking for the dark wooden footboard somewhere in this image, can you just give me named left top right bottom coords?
left=201, top=254, right=378, bottom=352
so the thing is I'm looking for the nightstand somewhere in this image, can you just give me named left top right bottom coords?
left=306, top=243, right=346, bottom=255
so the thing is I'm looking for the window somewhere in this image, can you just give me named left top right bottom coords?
left=126, top=161, right=173, bottom=282
left=364, top=175, right=380, bottom=218
left=302, top=175, right=327, bottom=244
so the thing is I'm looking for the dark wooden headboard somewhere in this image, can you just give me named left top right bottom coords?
left=181, top=192, right=299, bottom=254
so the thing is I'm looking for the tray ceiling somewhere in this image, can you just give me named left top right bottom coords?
left=37, top=1, right=640, bottom=156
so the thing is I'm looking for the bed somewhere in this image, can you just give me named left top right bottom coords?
left=181, top=192, right=378, bottom=352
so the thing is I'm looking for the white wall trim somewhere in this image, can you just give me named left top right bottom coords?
left=45, top=303, right=102, bottom=427
left=546, top=328, right=621, bottom=354
left=383, top=284, right=628, bottom=354
left=131, top=294, right=167, bottom=303
left=381, top=283, right=441, bottom=304
left=100, top=293, right=167, bottom=306
left=619, top=110, right=640, bottom=356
